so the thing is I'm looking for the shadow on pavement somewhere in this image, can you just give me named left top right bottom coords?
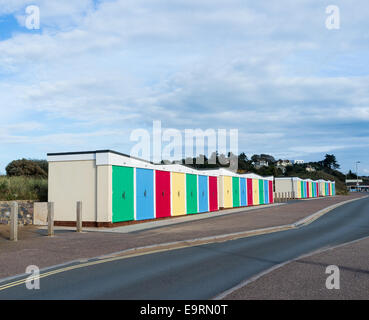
left=0, top=224, right=76, bottom=242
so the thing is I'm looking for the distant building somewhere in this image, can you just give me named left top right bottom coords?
left=306, top=165, right=316, bottom=172
left=253, top=160, right=269, bottom=169
left=276, top=160, right=293, bottom=167
left=345, top=179, right=368, bottom=192
left=345, top=179, right=363, bottom=184
left=293, top=160, right=304, bottom=165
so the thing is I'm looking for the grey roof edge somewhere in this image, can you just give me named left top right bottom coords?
left=47, top=150, right=154, bottom=165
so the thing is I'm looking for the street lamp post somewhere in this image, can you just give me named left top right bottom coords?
left=356, top=161, right=361, bottom=192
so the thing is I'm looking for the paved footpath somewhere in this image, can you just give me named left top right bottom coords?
left=0, top=194, right=364, bottom=280
left=222, top=235, right=369, bottom=300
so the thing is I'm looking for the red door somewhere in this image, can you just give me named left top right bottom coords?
left=209, top=176, right=218, bottom=212
left=328, top=183, right=331, bottom=196
left=269, top=180, right=274, bottom=203
left=155, top=170, right=171, bottom=218
left=247, top=178, right=253, bottom=206
left=307, top=182, right=310, bottom=198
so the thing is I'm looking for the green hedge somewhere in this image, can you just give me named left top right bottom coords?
left=0, top=176, right=48, bottom=201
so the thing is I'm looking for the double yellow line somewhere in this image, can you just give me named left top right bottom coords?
left=0, top=226, right=283, bottom=293
left=2, top=195, right=366, bottom=293
left=0, top=245, right=184, bottom=292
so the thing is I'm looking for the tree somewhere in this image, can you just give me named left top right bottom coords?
left=238, top=152, right=248, bottom=162
left=347, top=170, right=357, bottom=179
left=323, top=154, right=340, bottom=170
left=30, top=159, right=48, bottom=174
left=6, top=159, right=47, bottom=178
left=260, top=154, right=275, bottom=163
left=251, top=154, right=259, bottom=163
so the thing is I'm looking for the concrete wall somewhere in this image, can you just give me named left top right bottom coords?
left=275, top=179, right=293, bottom=194
left=96, top=165, right=112, bottom=223
left=48, top=160, right=98, bottom=222
left=0, top=201, right=33, bottom=225
left=33, top=202, right=48, bottom=225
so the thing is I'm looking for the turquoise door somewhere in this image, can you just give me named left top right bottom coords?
left=112, top=166, right=134, bottom=222
left=232, top=177, right=240, bottom=207
left=259, top=179, right=264, bottom=204
left=186, top=174, right=198, bottom=214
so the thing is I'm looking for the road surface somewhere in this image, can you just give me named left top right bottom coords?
left=1, top=196, right=369, bottom=299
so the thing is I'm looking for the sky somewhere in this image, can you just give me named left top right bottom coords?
left=0, top=0, right=369, bottom=175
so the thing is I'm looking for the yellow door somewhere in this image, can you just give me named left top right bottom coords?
left=223, top=176, right=232, bottom=208
left=297, top=181, right=301, bottom=198
left=172, top=172, right=186, bottom=216
left=309, top=183, right=313, bottom=198
left=320, top=182, right=325, bottom=196
left=253, top=179, right=259, bottom=205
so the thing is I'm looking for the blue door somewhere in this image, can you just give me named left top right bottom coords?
left=240, top=178, right=247, bottom=206
left=198, top=175, right=208, bottom=213
left=264, top=180, right=269, bottom=204
left=136, top=168, right=154, bottom=220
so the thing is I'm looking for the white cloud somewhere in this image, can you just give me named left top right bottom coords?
left=0, top=0, right=95, bottom=28
left=0, top=0, right=369, bottom=172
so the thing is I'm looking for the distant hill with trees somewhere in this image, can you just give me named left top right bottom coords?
left=174, top=153, right=348, bottom=194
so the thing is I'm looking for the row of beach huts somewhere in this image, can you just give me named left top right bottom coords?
left=47, top=150, right=336, bottom=227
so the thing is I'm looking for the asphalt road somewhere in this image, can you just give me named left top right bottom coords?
left=1, top=196, right=369, bottom=300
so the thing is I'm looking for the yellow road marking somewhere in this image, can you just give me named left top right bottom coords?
left=1, top=196, right=366, bottom=292
left=0, top=227, right=289, bottom=292
left=0, top=245, right=192, bottom=291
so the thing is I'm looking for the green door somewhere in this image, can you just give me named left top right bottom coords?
left=112, top=166, right=134, bottom=222
left=259, top=179, right=264, bottom=204
left=301, top=181, right=305, bottom=198
left=232, top=177, right=240, bottom=207
left=186, top=174, right=198, bottom=214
